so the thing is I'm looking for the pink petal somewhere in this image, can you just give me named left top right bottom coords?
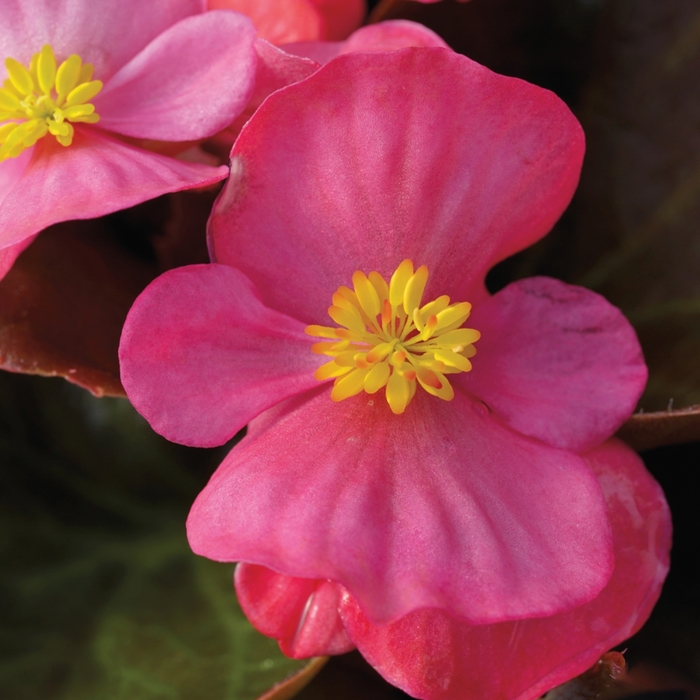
left=207, top=0, right=323, bottom=44
left=209, top=39, right=319, bottom=151
left=119, top=263, right=322, bottom=447
left=0, top=236, right=36, bottom=281
left=308, top=0, right=366, bottom=40
left=0, top=128, right=228, bottom=249
left=209, top=48, right=584, bottom=324
left=462, top=277, right=647, bottom=452
left=339, top=439, right=671, bottom=700
left=235, top=562, right=355, bottom=657
left=0, top=0, right=204, bottom=82
left=188, top=387, right=613, bottom=625
left=96, top=11, right=257, bottom=141
left=339, top=20, right=448, bottom=54
left=283, top=19, right=448, bottom=64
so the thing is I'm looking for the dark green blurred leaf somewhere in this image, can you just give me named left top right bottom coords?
left=0, top=372, right=313, bottom=700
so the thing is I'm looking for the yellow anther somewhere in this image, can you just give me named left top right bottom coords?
left=353, top=270, right=381, bottom=319
left=403, top=265, right=428, bottom=316
left=37, top=45, right=57, bottom=94
left=331, top=368, right=369, bottom=402
left=307, top=261, right=480, bottom=413
left=389, top=259, right=414, bottom=307
left=0, top=44, right=103, bottom=161
left=55, top=55, right=82, bottom=98
left=5, top=57, right=34, bottom=94
left=368, top=271, right=389, bottom=305
left=364, top=361, right=391, bottom=394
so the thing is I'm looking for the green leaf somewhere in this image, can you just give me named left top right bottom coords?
left=0, top=373, right=311, bottom=700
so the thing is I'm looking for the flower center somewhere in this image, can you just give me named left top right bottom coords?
left=0, top=45, right=103, bottom=161
left=306, top=260, right=480, bottom=414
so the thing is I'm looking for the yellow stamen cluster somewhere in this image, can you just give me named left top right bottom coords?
left=306, top=260, right=480, bottom=415
left=0, top=45, right=102, bottom=161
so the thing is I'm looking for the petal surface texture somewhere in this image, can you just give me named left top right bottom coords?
left=0, top=0, right=204, bottom=82
left=235, top=562, right=355, bottom=657
left=119, top=264, right=322, bottom=447
left=209, top=48, right=585, bottom=324
left=463, top=277, right=647, bottom=452
left=96, top=11, right=257, bottom=141
left=0, top=129, right=227, bottom=249
left=188, top=388, right=613, bottom=625
left=339, top=439, right=671, bottom=700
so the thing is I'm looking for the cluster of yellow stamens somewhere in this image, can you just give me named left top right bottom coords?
left=0, top=45, right=102, bottom=161
left=306, top=260, right=480, bottom=414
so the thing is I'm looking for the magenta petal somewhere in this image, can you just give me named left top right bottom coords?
left=339, top=20, right=448, bottom=54
left=96, top=12, right=256, bottom=141
left=209, top=48, right=584, bottom=323
left=120, top=263, right=321, bottom=447
left=188, top=388, right=612, bottom=624
left=0, top=0, right=204, bottom=82
left=284, top=20, right=447, bottom=64
left=0, top=128, right=228, bottom=249
left=217, top=39, right=319, bottom=146
left=309, top=0, right=365, bottom=41
left=235, top=563, right=354, bottom=657
left=463, top=277, right=647, bottom=452
left=339, top=439, right=671, bottom=700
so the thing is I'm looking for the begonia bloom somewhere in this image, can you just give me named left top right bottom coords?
left=0, top=0, right=258, bottom=278
left=120, top=47, right=649, bottom=634
left=234, top=440, right=670, bottom=699
left=207, top=0, right=366, bottom=44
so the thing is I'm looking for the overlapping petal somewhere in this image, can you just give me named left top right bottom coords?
left=119, top=263, right=322, bottom=447
left=208, top=0, right=323, bottom=44
left=208, top=0, right=365, bottom=43
left=309, top=0, right=366, bottom=41
left=0, top=0, right=204, bottom=81
left=284, top=19, right=448, bottom=64
left=209, top=48, right=584, bottom=325
left=462, top=277, right=647, bottom=451
left=0, top=128, right=227, bottom=249
left=188, top=387, right=613, bottom=625
left=235, top=562, right=355, bottom=658
left=96, top=11, right=257, bottom=141
left=339, top=440, right=671, bottom=700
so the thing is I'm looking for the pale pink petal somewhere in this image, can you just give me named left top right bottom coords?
left=210, top=39, right=319, bottom=150
left=308, top=0, right=366, bottom=40
left=340, top=440, right=671, bottom=700
left=0, top=0, right=204, bottom=82
left=119, top=263, right=322, bottom=447
left=463, top=277, right=647, bottom=452
left=0, top=128, right=228, bottom=249
left=96, top=12, right=257, bottom=141
left=188, top=388, right=612, bottom=625
left=209, top=49, right=584, bottom=324
left=235, top=563, right=355, bottom=657
left=284, top=20, right=447, bottom=64
left=0, top=236, right=36, bottom=281
left=208, top=0, right=323, bottom=44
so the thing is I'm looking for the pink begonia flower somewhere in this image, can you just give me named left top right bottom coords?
left=120, top=44, right=654, bottom=671
left=234, top=440, right=670, bottom=699
left=0, top=0, right=258, bottom=280
left=208, top=0, right=366, bottom=44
